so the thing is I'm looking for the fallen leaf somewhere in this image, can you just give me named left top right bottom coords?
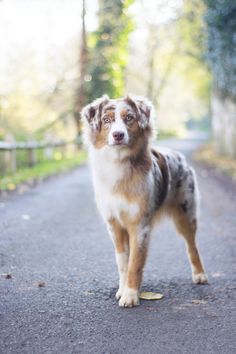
left=139, top=291, right=164, bottom=300
left=5, top=273, right=12, bottom=279
left=84, top=290, right=95, bottom=296
left=7, top=183, right=16, bottom=191
left=37, top=281, right=45, bottom=288
left=191, top=299, right=207, bottom=305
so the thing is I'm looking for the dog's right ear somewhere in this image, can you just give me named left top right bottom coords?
left=81, top=95, right=109, bottom=131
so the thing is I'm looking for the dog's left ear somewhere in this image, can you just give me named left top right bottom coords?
left=126, top=95, right=153, bottom=129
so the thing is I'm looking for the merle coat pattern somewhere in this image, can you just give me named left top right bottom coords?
left=82, top=95, right=208, bottom=308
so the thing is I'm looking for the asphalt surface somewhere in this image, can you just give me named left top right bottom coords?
left=0, top=136, right=236, bottom=354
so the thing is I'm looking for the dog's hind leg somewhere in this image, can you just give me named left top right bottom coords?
left=107, top=219, right=129, bottom=300
left=172, top=207, right=208, bottom=284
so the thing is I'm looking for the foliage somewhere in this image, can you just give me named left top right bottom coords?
left=177, top=0, right=211, bottom=104
left=194, top=142, right=236, bottom=181
left=203, top=0, right=236, bottom=98
left=179, top=0, right=206, bottom=62
left=85, top=0, right=134, bottom=101
left=0, top=89, right=56, bottom=140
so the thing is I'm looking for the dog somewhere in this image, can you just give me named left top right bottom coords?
left=81, top=94, right=208, bottom=308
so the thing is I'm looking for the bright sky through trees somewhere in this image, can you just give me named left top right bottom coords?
left=0, top=0, right=97, bottom=72
left=0, top=0, right=182, bottom=71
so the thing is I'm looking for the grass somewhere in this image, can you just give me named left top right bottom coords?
left=194, top=143, right=236, bottom=182
left=0, top=150, right=87, bottom=191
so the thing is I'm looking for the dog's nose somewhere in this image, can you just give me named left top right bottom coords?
left=112, top=131, right=124, bottom=142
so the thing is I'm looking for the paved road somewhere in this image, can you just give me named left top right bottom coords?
left=0, top=137, right=236, bottom=354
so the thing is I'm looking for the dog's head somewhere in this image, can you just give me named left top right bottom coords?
left=81, top=95, right=153, bottom=149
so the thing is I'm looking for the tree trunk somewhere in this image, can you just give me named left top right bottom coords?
left=211, top=89, right=236, bottom=158
left=74, top=0, right=88, bottom=140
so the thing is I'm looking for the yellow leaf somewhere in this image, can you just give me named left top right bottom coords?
left=7, top=183, right=16, bottom=190
left=139, top=291, right=164, bottom=300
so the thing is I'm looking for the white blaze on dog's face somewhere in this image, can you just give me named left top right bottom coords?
left=81, top=95, right=153, bottom=149
left=107, top=101, right=129, bottom=146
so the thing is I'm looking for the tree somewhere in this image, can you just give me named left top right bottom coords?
left=203, top=0, right=236, bottom=157
left=204, top=0, right=236, bottom=99
left=74, top=0, right=88, bottom=138
left=177, top=0, right=211, bottom=104
left=143, top=0, right=182, bottom=107
left=85, top=0, right=134, bottom=101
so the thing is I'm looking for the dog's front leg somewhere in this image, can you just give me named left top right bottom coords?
left=119, top=225, right=150, bottom=308
left=107, top=219, right=129, bottom=300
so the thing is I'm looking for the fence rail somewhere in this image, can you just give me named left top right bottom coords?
left=0, top=139, right=78, bottom=174
left=0, top=139, right=76, bottom=150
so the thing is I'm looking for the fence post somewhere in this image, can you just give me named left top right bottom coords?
left=28, top=148, right=37, bottom=167
left=0, top=139, right=72, bottom=176
left=60, top=144, right=66, bottom=159
left=4, top=148, right=16, bottom=174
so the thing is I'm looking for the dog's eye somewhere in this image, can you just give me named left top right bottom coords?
left=126, top=114, right=134, bottom=121
left=103, top=117, right=110, bottom=124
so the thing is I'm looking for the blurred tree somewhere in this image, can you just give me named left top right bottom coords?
left=0, top=38, right=79, bottom=142
left=74, top=0, right=88, bottom=139
left=177, top=0, right=211, bottom=105
left=204, top=0, right=236, bottom=157
left=142, top=0, right=182, bottom=107
left=85, top=0, right=134, bottom=101
left=126, top=0, right=211, bottom=135
left=179, top=0, right=205, bottom=61
left=146, top=23, right=179, bottom=107
left=204, top=0, right=236, bottom=98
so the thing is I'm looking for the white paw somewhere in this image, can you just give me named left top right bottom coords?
left=192, top=273, right=208, bottom=284
left=115, top=288, right=123, bottom=300
left=118, top=288, right=140, bottom=308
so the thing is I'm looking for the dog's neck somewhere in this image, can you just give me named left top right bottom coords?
left=89, top=142, right=152, bottom=185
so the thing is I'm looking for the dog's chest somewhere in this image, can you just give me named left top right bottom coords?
left=89, top=148, right=140, bottom=222
left=95, top=183, right=139, bottom=223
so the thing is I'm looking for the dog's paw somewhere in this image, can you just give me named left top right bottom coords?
left=115, top=288, right=123, bottom=300
left=192, top=273, right=208, bottom=284
left=118, top=288, right=140, bottom=308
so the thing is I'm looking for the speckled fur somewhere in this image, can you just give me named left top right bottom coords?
left=82, top=95, right=208, bottom=308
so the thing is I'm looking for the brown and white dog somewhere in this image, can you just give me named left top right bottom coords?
left=81, top=95, right=208, bottom=308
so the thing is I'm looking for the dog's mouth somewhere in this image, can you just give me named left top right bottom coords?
left=109, top=140, right=128, bottom=147
left=110, top=141, right=128, bottom=147
left=113, top=141, right=126, bottom=145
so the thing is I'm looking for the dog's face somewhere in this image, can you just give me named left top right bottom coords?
left=81, top=95, right=153, bottom=149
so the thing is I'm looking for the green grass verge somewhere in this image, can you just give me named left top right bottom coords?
left=0, top=150, right=87, bottom=191
left=194, top=143, right=236, bottom=182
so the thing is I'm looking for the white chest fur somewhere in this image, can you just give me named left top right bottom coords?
left=89, top=146, right=140, bottom=223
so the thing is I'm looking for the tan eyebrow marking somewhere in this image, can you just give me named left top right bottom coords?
left=102, top=110, right=115, bottom=120
left=120, top=109, right=128, bottom=118
left=120, top=109, right=135, bottom=120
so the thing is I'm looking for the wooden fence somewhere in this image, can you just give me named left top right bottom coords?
left=0, top=139, right=78, bottom=174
